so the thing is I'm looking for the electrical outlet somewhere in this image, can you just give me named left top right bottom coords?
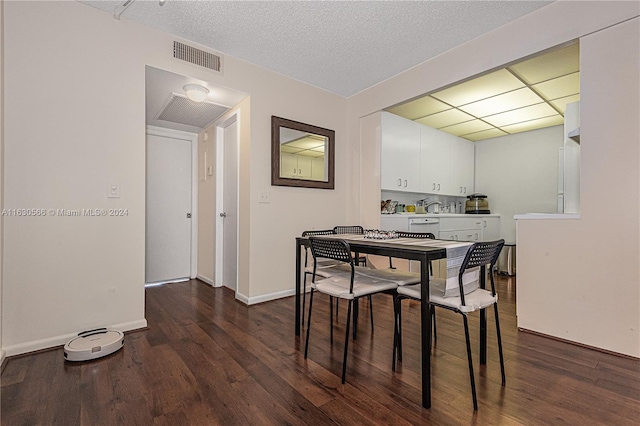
left=108, top=183, right=120, bottom=198
left=259, top=191, right=270, bottom=204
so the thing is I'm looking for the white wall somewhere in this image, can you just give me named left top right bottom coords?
left=475, top=125, right=564, bottom=243
left=0, top=0, right=5, bottom=365
left=516, top=17, right=639, bottom=357
left=350, top=1, right=639, bottom=357
left=2, top=1, right=347, bottom=355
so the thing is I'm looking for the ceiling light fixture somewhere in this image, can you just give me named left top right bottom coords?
left=159, top=0, right=166, bottom=6
left=183, top=84, right=209, bottom=102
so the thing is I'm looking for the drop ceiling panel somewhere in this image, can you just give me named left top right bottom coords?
left=440, top=119, right=494, bottom=136
left=415, top=108, right=474, bottom=128
left=482, top=103, right=558, bottom=127
left=500, top=115, right=564, bottom=134
left=286, top=137, right=325, bottom=150
left=430, top=69, right=524, bottom=106
left=532, top=72, right=580, bottom=100
left=458, top=87, right=544, bottom=117
left=509, top=43, right=579, bottom=84
left=386, top=96, right=450, bottom=119
left=550, top=94, right=581, bottom=113
left=462, top=128, right=508, bottom=141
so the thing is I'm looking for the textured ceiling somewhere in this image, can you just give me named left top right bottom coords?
left=80, top=0, right=553, bottom=97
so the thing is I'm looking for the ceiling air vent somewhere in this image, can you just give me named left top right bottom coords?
left=173, top=41, right=222, bottom=74
left=156, top=94, right=229, bottom=129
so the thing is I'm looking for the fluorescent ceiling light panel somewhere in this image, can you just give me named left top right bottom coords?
left=550, top=94, right=581, bottom=113
left=386, top=96, right=450, bottom=119
left=440, top=119, right=493, bottom=136
left=461, top=128, right=508, bottom=141
left=431, top=69, right=524, bottom=106
left=500, top=115, right=564, bottom=134
left=532, top=72, right=580, bottom=100
left=458, top=87, right=544, bottom=117
left=509, top=43, right=579, bottom=84
left=482, top=103, right=558, bottom=127
left=415, top=108, right=475, bottom=129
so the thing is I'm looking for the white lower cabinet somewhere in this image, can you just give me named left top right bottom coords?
left=439, top=228, right=481, bottom=242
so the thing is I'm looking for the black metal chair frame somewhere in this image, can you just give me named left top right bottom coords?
left=301, top=229, right=336, bottom=330
left=304, top=237, right=395, bottom=384
left=394, top=239, right=506, bottom=410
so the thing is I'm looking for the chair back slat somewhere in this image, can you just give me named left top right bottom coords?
left=333, top=225, right=364, bottom=235
left=302, top=229, right=335, bottom=237
left=461, top=240, right=504, bottom=271
left=309, top=237, right=354, bottom=264
left=395, top=231, right=435, bottom=239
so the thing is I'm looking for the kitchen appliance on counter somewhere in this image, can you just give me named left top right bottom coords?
left=465, top=193, right=490, bottom=214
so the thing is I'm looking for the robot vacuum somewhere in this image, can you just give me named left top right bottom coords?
left=64, top=328, right=124, bottom=362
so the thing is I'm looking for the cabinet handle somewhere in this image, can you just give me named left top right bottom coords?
left=483, top=220, right=487, bottom=227
left=404, top=179, right=408, bottom=187
left=437, top=183, right=440, bottom=191
left=398, top=179, right=402, bottom=187
left=464, top=187, right=467, bottom=194
left=432, top=183, right=436, bottom=190
left=460, top=186, right=463, bottom=193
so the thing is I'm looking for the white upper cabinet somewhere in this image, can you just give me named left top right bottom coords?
left=381, top=112, right=421, bottom=192
left=420, top=125, right=450, bottom=194
left=381, top=112, right=475, bottom=196
left=449, top=136, right=475, bottom=196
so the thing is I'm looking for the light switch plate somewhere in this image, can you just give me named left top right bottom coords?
left=108, top=183, right=120, bottom=198
left=259, top=191, right=270, bottom=204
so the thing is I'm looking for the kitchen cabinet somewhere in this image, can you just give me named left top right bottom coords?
left=450, top=136, right=474, bottom=196
left=311, top=157, right=325, bottom=181
left=281, top=153, right=312, bottom=179
left=381, top=112, right=421, bottom=192
left=380, top=112, right=475, bottom=196
left=438, top=215, right=500, bottom=242
left=420, top=125, right=450, bottom=194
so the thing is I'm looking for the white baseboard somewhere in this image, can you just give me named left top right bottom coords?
left=2, top=319, right=147, bottom=357
left=242, top=288, right=298, bottom=305
left=196, top=274, right=214, bottom=286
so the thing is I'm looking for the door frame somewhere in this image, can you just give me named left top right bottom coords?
left=214, top=111, right=240, bottom=293
left=146, top=125, right=198, bottom=280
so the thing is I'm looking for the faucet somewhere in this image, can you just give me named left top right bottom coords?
left=423, top=201, right=442, bottom=213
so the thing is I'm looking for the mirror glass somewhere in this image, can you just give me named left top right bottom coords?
left=271, top=116, right=334, bottom=189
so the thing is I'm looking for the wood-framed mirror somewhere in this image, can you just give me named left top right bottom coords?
left=271, top=116, right=335, bottom=189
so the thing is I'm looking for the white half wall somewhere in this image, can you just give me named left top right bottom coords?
left=475, top=125, right=564, bottom=244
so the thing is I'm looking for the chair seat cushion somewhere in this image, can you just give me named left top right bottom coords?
left=397, top=282, right=497, bottom=314
left=304, top=262, right=350, bottom=278
left=312, top=274, right=398, bottom=300
left=354, top=267, right=421, bottom=286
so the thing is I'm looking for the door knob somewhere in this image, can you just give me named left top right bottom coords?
left=220, top=212, right=227, bottom=217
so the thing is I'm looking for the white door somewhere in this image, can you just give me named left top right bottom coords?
left=146, top=134, right=192, bottom=284
left=220, top=117, right=238, bottom=290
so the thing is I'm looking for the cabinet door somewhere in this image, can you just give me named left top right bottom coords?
left=297, top=155, right=312, bottom=179
left=480, top=217, right=500, bottom=241
left=420, top=125, right=450, bottom=194
left=440, top=229, right=481, bottom=242
left=450, top=136, right=475, bottom=196
left=280, top=152, right=298, bottom=178
left=311, top=157, right=325, bottom=181
left=381, top=112, right=421, bottom=192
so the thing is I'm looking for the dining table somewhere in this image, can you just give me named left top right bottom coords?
left=294, top=232, right=476, bottom=409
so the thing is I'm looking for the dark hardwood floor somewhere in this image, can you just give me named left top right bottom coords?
left=2, top=276, right=639, bottom=425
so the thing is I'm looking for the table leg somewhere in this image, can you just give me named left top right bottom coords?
left=420, top=255, right=432, bottom=409
left=295, top=239, right=302, bottom=336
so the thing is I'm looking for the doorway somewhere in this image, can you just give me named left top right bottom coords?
left=215, top=113, right=239, bottom=292
left=145, top=127, right=198, bottom=284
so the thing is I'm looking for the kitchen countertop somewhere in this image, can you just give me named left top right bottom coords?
left=382, top=213, right=500, bottom=218
left=514, top=213, right=580, bottom=220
